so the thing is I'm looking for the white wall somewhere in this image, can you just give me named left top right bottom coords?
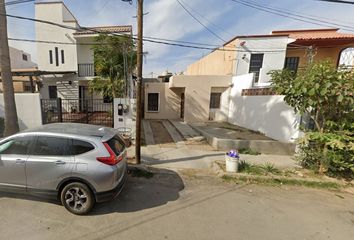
left=76, top=37, right=94, bottom=65
left=40, top=75, right=79, bottom=100
left=35, top=2, right=78, bottom=72
left=0, top=93, right=42, bottom=130
left=228, top=75, right=301, bottom=142
left=234, top=36, right=288, bottom=85
left=9, top=47, right=37, bottom=69
left=114, top=98, right=136, bottom=138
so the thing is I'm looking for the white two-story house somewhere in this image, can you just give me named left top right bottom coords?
left=35, top=1, right=133, bottom=104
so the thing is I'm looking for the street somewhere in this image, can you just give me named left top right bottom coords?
left=0, top=169, right=353, bottom=240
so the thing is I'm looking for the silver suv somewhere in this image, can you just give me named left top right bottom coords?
left=0, top=123, right=127, bottom=215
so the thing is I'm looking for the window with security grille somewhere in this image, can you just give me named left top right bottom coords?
left=147, top=93, right=159, bottom=112
left=338, top=47, right=354, bottom=70
left=249, top=54, right=264, bottom=83
left=210, top=92, right=221, bottom=109
left=284, top=57, right=299, bottom=73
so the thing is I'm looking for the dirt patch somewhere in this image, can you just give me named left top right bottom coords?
left=149, top=120, right=176, bottom=147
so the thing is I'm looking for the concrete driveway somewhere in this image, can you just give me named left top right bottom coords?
left=0, top=169, right=353, bottom=240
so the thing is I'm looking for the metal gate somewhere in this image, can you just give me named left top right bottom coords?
left=41, top=98, right=113, bottom=127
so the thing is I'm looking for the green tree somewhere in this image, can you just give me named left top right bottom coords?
left=269, top=60, right=354, bottom=178
left=89, top=34, right=136, bottom=99
left=269, top=60, right=354, bottom=133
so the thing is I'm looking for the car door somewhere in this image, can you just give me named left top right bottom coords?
left=0, top=135, right=34, bottom=192
left=25, top=135, right=74, bottom=195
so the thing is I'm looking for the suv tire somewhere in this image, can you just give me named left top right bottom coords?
left=60, top=182, right=95, bottom=215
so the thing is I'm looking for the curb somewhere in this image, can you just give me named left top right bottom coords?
left=211, top=161, right=350, bottom=190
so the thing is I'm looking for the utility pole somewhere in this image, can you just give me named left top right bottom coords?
left=0, top=0, right=19, bottom=136
left=306, top=45, right=317, bottom=64
left=135, top=0, right=143, bottom=164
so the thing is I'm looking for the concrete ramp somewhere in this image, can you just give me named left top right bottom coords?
left=169, top=120, right=205, bottom=142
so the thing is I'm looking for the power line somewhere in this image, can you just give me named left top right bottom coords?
left=4, top=12, right=303, bottom=53
left=316, top=0, right=354, bottom=4
left=230, top=0, right=354, bottom=32
left=84, top=0, right=112, bottom=25
left=4, top=0, right=34, bottom=6
left=247, top=0, right=354, bottom=26
left=176, top=0, right=226, bottom=42
left=9, top=36, right=297, bottom=53
left=178, top=0, right=233, bottom=39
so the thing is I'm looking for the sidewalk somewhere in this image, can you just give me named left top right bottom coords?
left=128, top=145, right=298, bottom=171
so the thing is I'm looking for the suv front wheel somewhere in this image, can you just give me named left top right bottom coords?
left=60, top=182, right=95, bottom=215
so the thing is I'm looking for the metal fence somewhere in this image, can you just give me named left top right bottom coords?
left=78, top=63, right=95, bottom=77
left=41, top=98, right=113, bottom=127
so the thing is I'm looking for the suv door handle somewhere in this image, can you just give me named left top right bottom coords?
left=16, top=159, right=26, bottom=164
left=54, top=160, right=66, bottom=165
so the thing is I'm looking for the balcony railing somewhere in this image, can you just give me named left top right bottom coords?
left=78, top=63, right=95, bottom=77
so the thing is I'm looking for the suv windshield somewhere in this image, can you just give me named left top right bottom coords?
left=107, top=135, right=125, bottom=156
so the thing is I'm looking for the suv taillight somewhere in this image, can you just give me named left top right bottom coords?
left=97, top=142, right=123, bottom=165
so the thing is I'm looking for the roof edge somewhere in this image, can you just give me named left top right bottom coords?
left=223, top=34, right=289, bottom=46
left=272, top=28, right=339, bottom=34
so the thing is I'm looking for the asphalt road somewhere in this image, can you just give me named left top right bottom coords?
left=0, top=169, right=353, bottom=240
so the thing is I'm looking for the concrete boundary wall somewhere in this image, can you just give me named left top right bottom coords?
left=191, top=124, right=295, bottom=155
left=0, top=93, right=42, bottom=131
left=227, top=75, right=301, bottom=143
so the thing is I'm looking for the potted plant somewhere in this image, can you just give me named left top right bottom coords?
left=225, top=149, right=240, bottom=172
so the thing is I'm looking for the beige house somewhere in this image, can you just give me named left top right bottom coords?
left=144, top=28, right=354, bottom=141
left=144, top=74, right=231, bottom=123
left=0, top=47, right=39, bottom=93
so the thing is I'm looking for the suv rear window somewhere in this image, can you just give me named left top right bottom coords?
left=107, top=136, right=125, bottom=156
left=72, top=139, right=95, bottom=155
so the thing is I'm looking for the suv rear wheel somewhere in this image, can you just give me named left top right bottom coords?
left=60, top=182, right=95, bottom=215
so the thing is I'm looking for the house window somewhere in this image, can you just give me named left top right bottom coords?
left=284, top=57, right=299, bottom=73
left=249, top=54, right=264, bottom=83
left=338, top=47, right=354, bottom=70
left=61, top=50, right=65, bottom=64
left=48, top=86, right=57, bottom=99
left=23, top=83, right=32, bottom=92
left=147, top=93, right=159, bottom=112
left=55, top=47, right=59, bottom=66
left=210, top=92, right=221, bottom=109
left=49, top=50, right=53, bottom=64
left=22, top=54, right=28, bottom=61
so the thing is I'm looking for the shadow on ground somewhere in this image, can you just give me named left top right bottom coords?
left=92, top=167, right=184, bottom=215
left=0, top=168, right=185, bottom=216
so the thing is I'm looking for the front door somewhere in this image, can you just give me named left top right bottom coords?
left=26, top=136, right=74, bottom=194
left=0, top=136, right=34, bottom=192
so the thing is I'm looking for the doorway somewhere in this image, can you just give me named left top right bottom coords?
left=180, top=92, right=185, bottom=119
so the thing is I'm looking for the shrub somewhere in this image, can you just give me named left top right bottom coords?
left=270, top=60, right=354, bottom=179
left=297, top=124, right=354, bottom=179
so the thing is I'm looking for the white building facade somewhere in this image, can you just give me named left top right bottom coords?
left=35, top=1, right=133, bottom=101
left=9, top=47, right=37, bottom=69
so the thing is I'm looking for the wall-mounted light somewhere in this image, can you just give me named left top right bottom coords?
left=242, top=54, right=247, bottom=60
left=68, top=80, right=72, bottom=85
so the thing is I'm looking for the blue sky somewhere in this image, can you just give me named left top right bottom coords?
left=7, top=0, right=354, bottom=77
